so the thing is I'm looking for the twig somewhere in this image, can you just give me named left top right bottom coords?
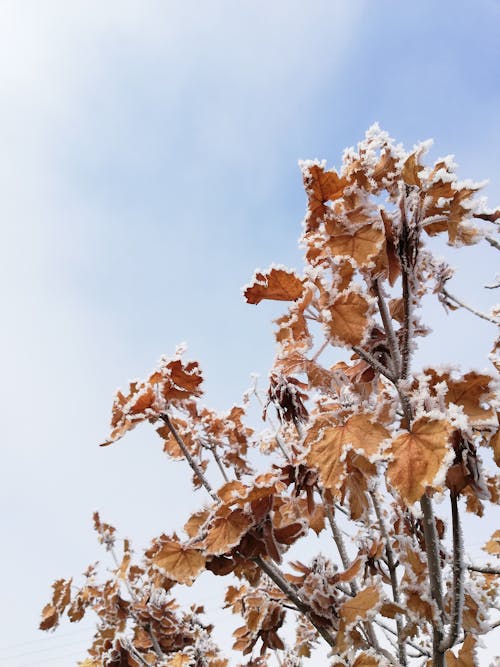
left=486, top=235, right=500, bottom=251
left=441, top=288, right=499, bottom=324
left=374, top=277, right=402, bottom=376
left=420, top=494, right=445, bottom=666
left=467, top=564, right=500, bottom=575
left=373, top=619, right=431, bottom=658
left=352, top=345, right=396, bottom=382
left=441, top=493, right=464, bottom=651
left=254, top=556, right=336, bottom=648
left=209, top=442, right=230, bottom=483
left=160, top=413, right=218, bottom=502
left=370, top=489, right=407, bottom=666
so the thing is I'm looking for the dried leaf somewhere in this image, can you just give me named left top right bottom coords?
left=327, top=291, right=371, bottom=346
left=203, top=510, right=253, bottom=556
left=244, top=268, right=304, bottom=305
left=153, top=540, right=205, bottom=585
left=386, top=418, right=452, bottom=504
left=308, top=414, right=389, bottom=495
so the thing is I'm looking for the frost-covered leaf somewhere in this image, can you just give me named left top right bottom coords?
left=307, top=414, right=389, bottom=495
left=153, top=539, right=205, bottom=585
left=386, top=418, right=452, bottom=504
left=483, top=529, right=500, bottom=556
left=244, top=268, right=304, bottom=304
left=326, top=291, right=371, bottom=346
left=203, top=509, right=253, bottom=556
left=445, top=634, right=478, bottom=666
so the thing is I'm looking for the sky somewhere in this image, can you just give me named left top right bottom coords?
left=0, top=1, right=499, bottom=665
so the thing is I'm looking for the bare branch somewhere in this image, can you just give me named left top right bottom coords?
left=486, top=235, right=500, bottom=251
left=370, top=489, right=407, bottom=666
left=160, top=413, right=218, bottom=502
left=440, top=493, right=464, bottom=652
left=352, top=345, right=396, bottom=382
left=374, top=277, right=402, bottom=376
left=441, top=288, right=499, bottom=324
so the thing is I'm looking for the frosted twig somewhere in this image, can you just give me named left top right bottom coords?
left=374, top=277, right=402, bottom=377
left=467, top=564, right=500, bottom=575
left=486, top=235, right=500, bottom=251
left=370, top=489, right=407, bottom=666
left=160, top=413, right=218, bottom=502
left=441, top=288, right=499, bottom=324
left=440, top=493, right=464, bottom=651
left=352, top=345, right=396, bottom=382
left=254, top=556, right=336, bottom=648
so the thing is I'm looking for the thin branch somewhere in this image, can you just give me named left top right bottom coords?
left=374, top=277, right=402, bottom=376
left=399, top=198, right=413, bottom=380
left=441, top=493, right=464, bottom=652
left=467, top=564, right=500, bottom=575
left=254, top=556, right=336, bottom=648
left=160, top=413, right=218, bottom=502
left=486, top=235, right=500, bottom=251
left=209, top=443, right=230, bottom=483
left=252, top=384, right=292, bottom=463
left=441, top=288, right=499, bottom=324
left=352, top=345, right=396, bottom=382
left=370, top=489, right=407, bottom=666
left=420, top=494, right=445, bottom=666
left=373, top=619, right=432, bottom=658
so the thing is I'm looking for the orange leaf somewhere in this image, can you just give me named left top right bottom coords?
left=39, top=603, right=59, bottom=631
left=353, top=653, right=383, bottom=667
left=308, top=414, right=389, bottom=495
left=339, top=585, right=380, bottom=627
left=184, top=509, right=210, bottom=538
left=303, top=163, right=347, bottom=231
left=327, top=225, right=385, bottom=268
left=483, top=529, right=500, bottom=556
left=327, top=291, right=371, bottom=346
left=386, top=418, right=452, bottom=504
left=203, top=510, right=253, bottom=556
left=445, top=634, right=478, bottom=667
left=244, top=268, right=304, bottom=305
left=153, top=540, right=205, bottom=585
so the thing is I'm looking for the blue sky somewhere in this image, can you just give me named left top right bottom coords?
left=0, top=1, right=499, bottom=664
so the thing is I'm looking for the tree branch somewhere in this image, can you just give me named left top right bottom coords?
left=374, top=277, right=402, bottom=377
left=352, top=345, right=396, bottom=382
left=160, top=413, right=218, bottom=502
left=441, top=288, right=499, bottom=325
left=440, top=493, right=464, bottom=652
left=370, top=489, right=407, bottom=666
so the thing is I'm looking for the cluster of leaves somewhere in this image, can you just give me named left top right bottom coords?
left=42, top=126, right=500, bottom=666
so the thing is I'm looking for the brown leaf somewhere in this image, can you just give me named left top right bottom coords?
left=244, top=268, right=304, bottom=305
left=308, top=414, right=389, bottom=495
left=483, top=529, right=500, bottom=556
left=327, top=291, right=371, bottom=346
left=445, top=634, right=478, bottom=667
left=203, top=510, right=253, bottom=556
left=327, top=225, right=385, bottom=268
left=339, top=585, right=380, bottom=627
left=303, top=164, right=347, bottom=231
left=386, top=418, right=452, bottom=504
left=153, top=540, right=205, bottom=585
left=39, top=603, right=59, bottom=630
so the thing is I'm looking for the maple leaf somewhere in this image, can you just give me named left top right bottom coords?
left=244, top=267, right=304, bottom=305
left=483, top=529, right=500, bottom=556
left=39, top=603, right=59, bottom=630
left=203, top=509, right=253, bottom=556
left=340, top=585, right=381, bottom=628
left=302, top=163, right=347, bottom=231
left=386, top=418, right=453, bottom=504
left=327, top=224, right=385, bottom=268
left=307, top=414, right=389, bottom=495
left=445, top=634, right=478, bottom=667
left=152, top=539, right=205, bottom=585
left=326, top=291, right=371, bottom=346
